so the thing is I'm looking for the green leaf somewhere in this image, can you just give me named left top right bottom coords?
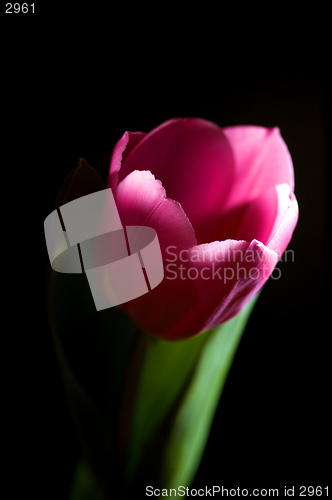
left=126, top=294, right=259, bottom=489
left=160, top=294, right=259, bottom=488
left=69, top=460, right=104, bottom=500
left=125, top=330, right=209, bottom=482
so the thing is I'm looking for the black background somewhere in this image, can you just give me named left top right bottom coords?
left=2, top=15, right=329, bottom=500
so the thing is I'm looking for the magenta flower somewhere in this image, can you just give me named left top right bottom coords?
left=108, top=118, right=298, bottom=340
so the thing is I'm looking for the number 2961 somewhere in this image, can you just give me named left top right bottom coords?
left=5, top=3, right=35, bottom=13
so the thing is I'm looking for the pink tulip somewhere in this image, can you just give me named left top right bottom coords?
left=107, top=118, right=298, bottom=340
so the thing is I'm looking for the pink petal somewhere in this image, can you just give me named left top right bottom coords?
left=115, top=170, right=197, bottom=258
left=108, top=130, right=146, bottom=194
left=116, top=118, right=235, bottom=244
left=197, top=239, right=279, bottom=329
left=113, top=169, right=199, bottom=334
left=163, top=239, right=279, bottom=340
left=195, top=127, right=295, bottom=246
left=222, top=126, right=294, bottom=208
left=233, top=184, right=293, bottom=245
left=122, top=238, right=278, bottom=340
left=267, top=192, right=299, bottom=260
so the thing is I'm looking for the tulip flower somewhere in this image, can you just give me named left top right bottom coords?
left=108, top=118, right=298, bottom=340
left=48, top=119, right=298, bottom=498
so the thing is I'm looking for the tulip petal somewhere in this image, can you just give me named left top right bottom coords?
left=233, top=183, right=293, bottom=245
left=162, top=239, right=278, bottom=340
left=116, top=118, right=235, bottom=244
left=194, top=239, right=279, bottom=331
left=232, top=187, right=278, bottom=245
left=108, top=130, right=147, bottom=194
left=122, top=237, right=278, bottom=340
left=222, top=126, right=294, bottom=207
left=194, top=127, right=296, bottom=245
left=115, top=169, right=197, bottom=256
left=108, top=169, right=200, bottom=336
left=267, top=191, right=299, bottom=260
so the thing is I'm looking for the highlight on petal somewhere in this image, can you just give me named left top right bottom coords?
left=222, top=126, right=294, bottom=208
left=115, top=170, right=197, bottom=257
left=108, top=130, right=146, bottom=194
left=267, top=192, right=299, bottom=260
left=269, top=184, right=294, bottom=242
